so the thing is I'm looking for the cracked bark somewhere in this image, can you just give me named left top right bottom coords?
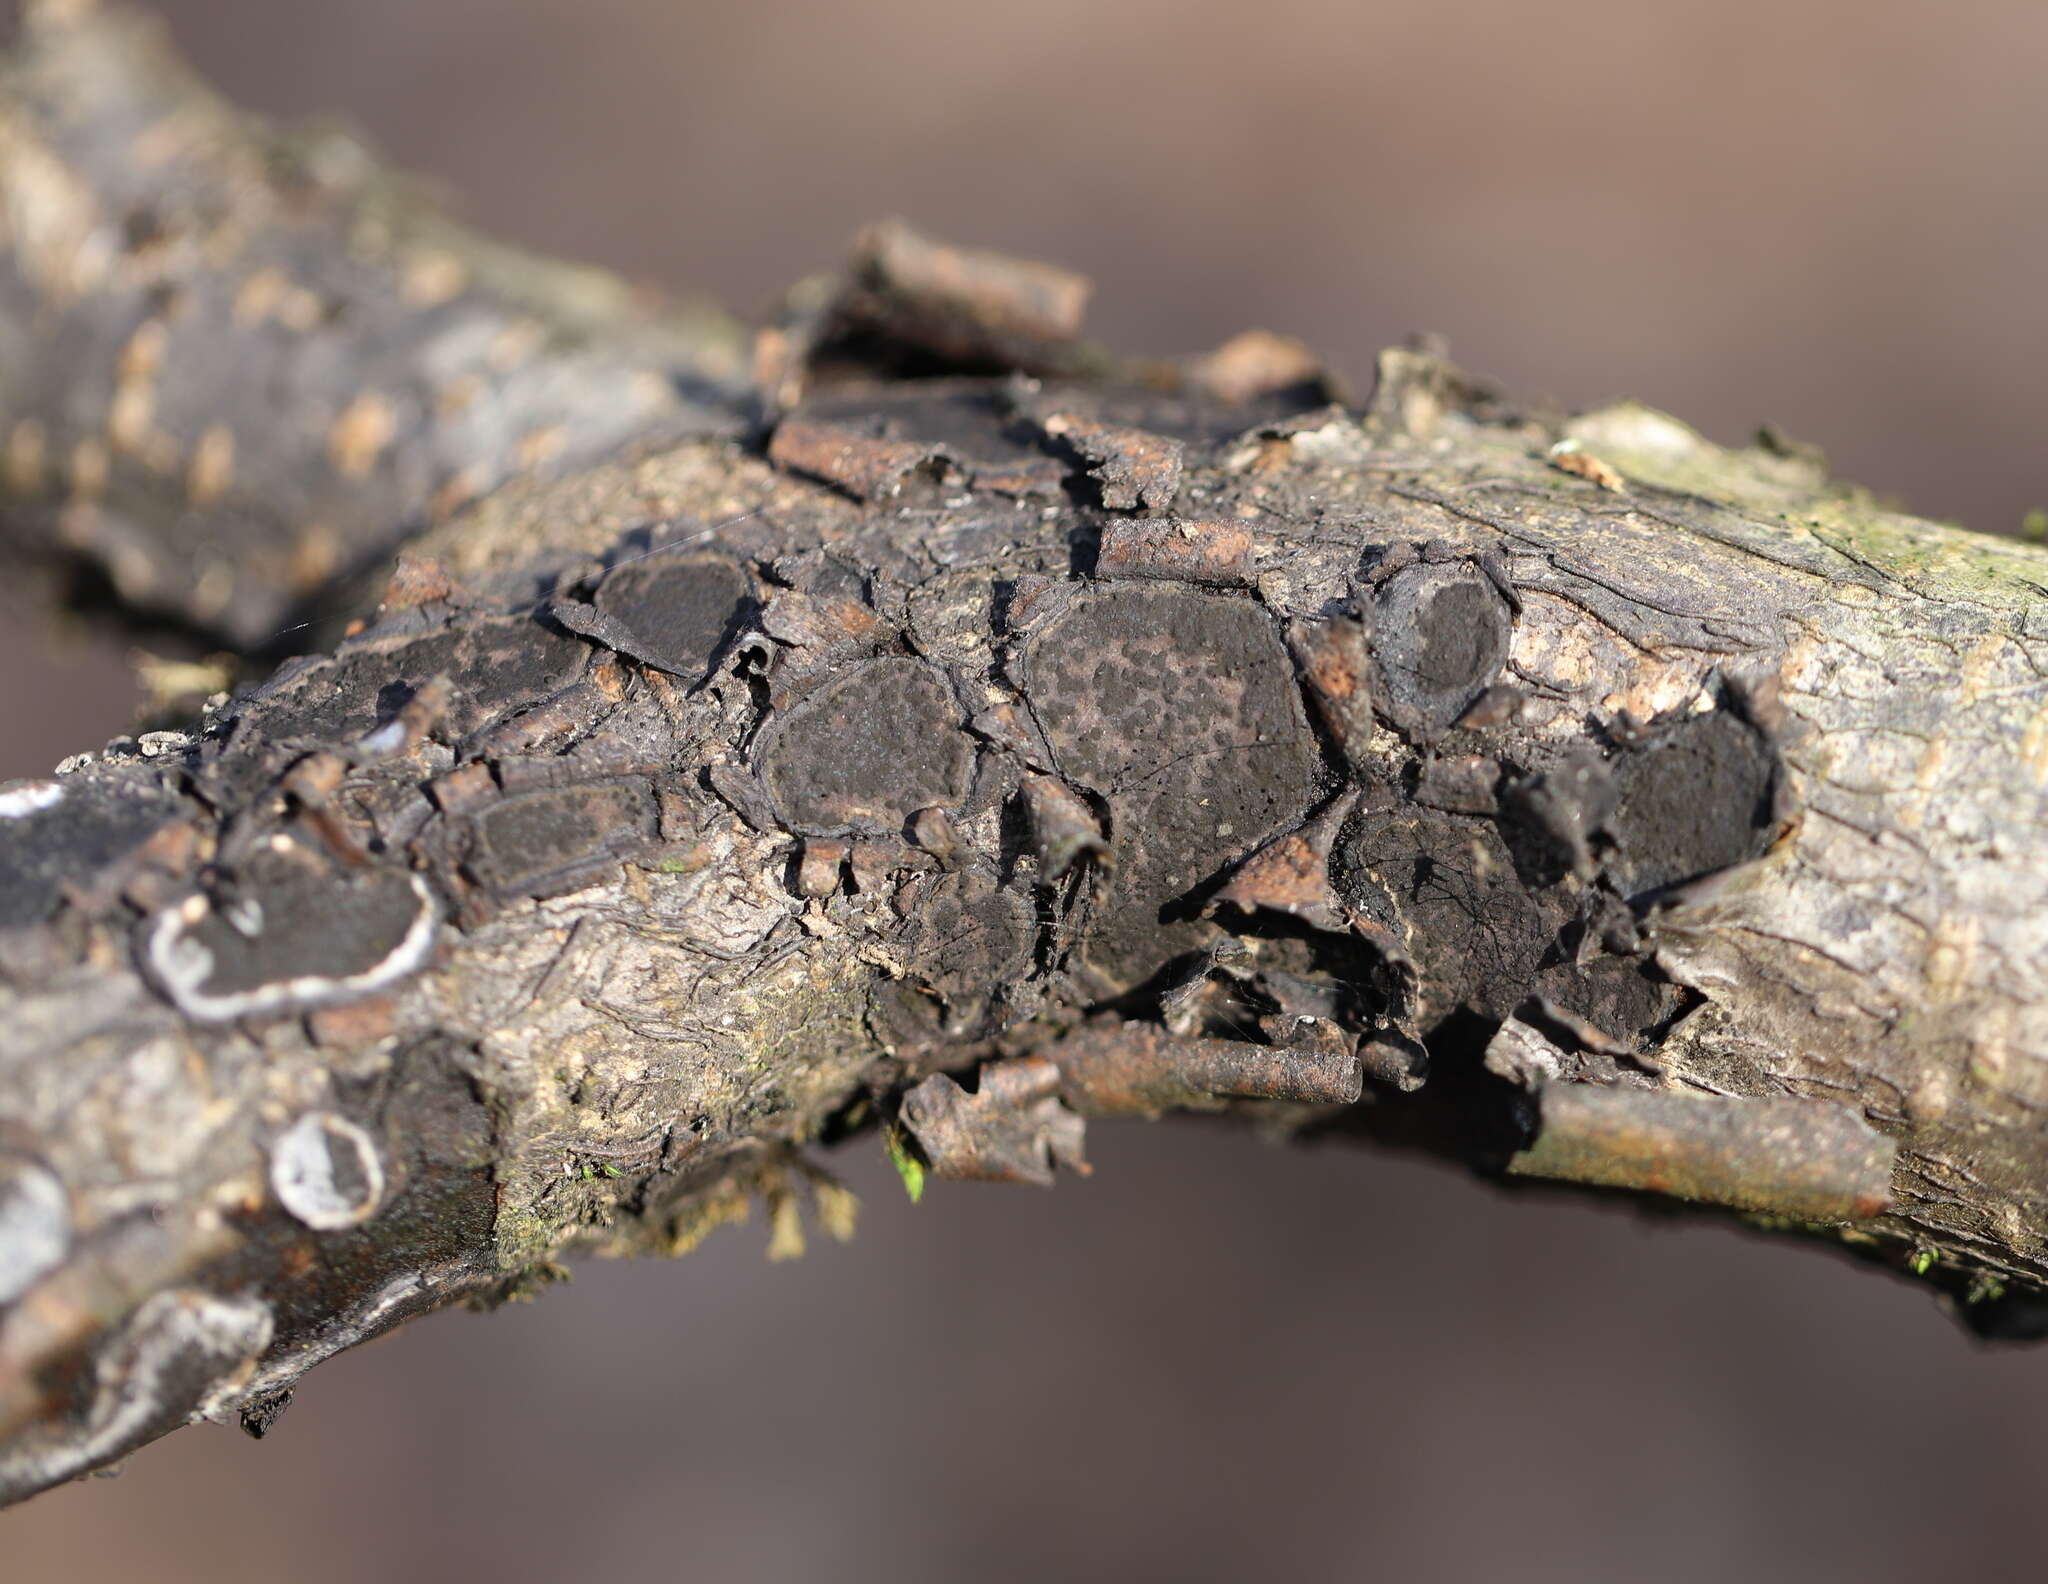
left=5, top=0, right=2048, bottom=1507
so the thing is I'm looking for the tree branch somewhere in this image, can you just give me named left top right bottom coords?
left=0, top=0, right=752, bottom=648
left=5, top=0, right=2048, bottom=1509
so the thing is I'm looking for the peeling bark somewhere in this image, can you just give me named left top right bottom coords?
left=4, top=0, right=2048, bottom=1508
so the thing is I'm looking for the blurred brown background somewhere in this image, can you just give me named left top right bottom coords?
left=5, top=1, right=2047, bottom=1578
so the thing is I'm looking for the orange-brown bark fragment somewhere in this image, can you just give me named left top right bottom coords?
left=760, top=590, right=890, bottom=652
left=852, top=219, right=1091, bottom=346
left=1019, top=775, right=1106, bottom=879
left=1509, top=1084, right=1895, bottom=1222
left=767, top=415, right=943, bottom=501
left=305, top=995, right=399, bottom=1049
left=428, top=762, right=497, bottom=816
left=899, top=1057, right=1088, bottom=1187
left=1048, top=1020, right=1363, bottom=1118
left=381, top=555, right=457, bottom=611
left=1210, top=800, right=1353, bottom=931
left=796, top=839, right=848, bottom=898
left=1548, top=444, right=1627, bottom=492
left=1040, top=413, right=1182, bottom=512
left=1097, top=519, right=1256, bottom=586
left=1289, top=610, right=1374, bottom=757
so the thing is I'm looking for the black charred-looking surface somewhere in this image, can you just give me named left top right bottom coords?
left=1019, top=584, right=1322, bottom=992
left=0, top=334, right=1855, bottom=1505
left=1319, top=694, right=1778, bottom=1059
left=1606, top=708, right=1777, bottom=901
left=888, top=869, right=1038, bottom=1038
left=234, top=1041, right=497, bottom=1359
left=1332, top=806, right=1553, bottom=1025
left=0, top=775, right=180, bottom=932
left=589, top=557, right=754, bottom=680
left=463, top=781, right=657, bottom=898
left=234, top=616, right=591, bottom=746
left=146, top=843, right=427, bottom=1009
left=755, top=657, right=975, bottom=834
left=781, top=375, right=1337, bottom=505
left=1496, top=751, right=1615, bottom=889
left=1369, top=561, right=1514, bottom=738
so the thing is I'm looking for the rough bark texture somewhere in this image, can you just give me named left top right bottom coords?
left=0, top=0, right=751, bottom=647
left=5, top=0, right=2048, bottom=1507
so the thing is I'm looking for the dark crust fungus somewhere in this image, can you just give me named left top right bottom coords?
left=269, top=1112, right=386, bottom=1232
left=1020, top=584, right=1321, bottom=991
left=1606, top=706, right=1778, bottom=901
left=233, top=1041, right=497, bottom=1364
left=142, top=843, right=437, bottom=1021
left=1331, top=805, right=1554, bottom=1026
left=550, top=553, right=753, bottom=680
left=463, top=781, right=658, bottom=898
left=908, top=870, right=1036, bottom=1009
left=0, top=1290, right=275, bottom=1508
left=754, top=657, right=975, bottom=834
left=0, top=777, right=181, bottom=933
left=240, top=616, right=590, bottom=746
left=12, top=16, right=2033, bottom=1505
left=1369, top=561, right=1514, bottom=738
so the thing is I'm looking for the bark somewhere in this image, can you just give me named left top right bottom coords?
left=5, top=0, right=2048, bottom=1507
left=0, top=0, right=751, bottom=648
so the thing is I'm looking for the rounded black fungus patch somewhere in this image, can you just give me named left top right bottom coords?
left=1022, top=584, right=1320, bottom=990
left=755, top=657, right=974, bottom=833
left=464, top=782, right=655, bottom=898
left=1496, top=751, right=1617, bottom=889
left=905, top=869, right=1036, bottom=1023
left=1608, top=708, right=1777, bottom=900
left=0, top=780, right=180, bottom=932
left=1332, top=807, right=1552, bottom=1024
left=593, top=555, right=752, bottom=678
left=1534, top=957, right=1688, bottom=1044
left=145, top=843, right=434, bottom=1018
left=1371, top=563, right=1512, bottom=736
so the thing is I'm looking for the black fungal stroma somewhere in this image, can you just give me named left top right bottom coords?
left=1020, top=582, right=1323, bottom=992
left=754, top=657, right=976, bottom=834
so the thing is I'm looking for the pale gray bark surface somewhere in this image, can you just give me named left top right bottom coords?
left=3, top=0, right=2047, bottom=1508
